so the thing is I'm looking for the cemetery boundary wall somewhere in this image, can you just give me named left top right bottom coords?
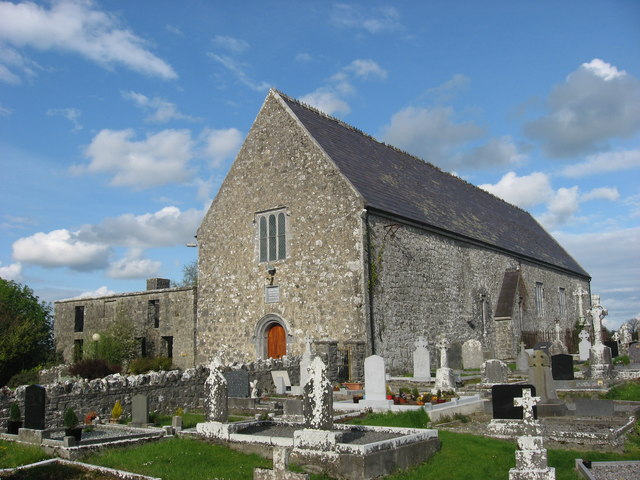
left=1, top=357, right=300, bottom=429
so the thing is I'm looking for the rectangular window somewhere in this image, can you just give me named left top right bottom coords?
left=161, top=336, right=173, bottom=358
left=136, top=337, right=147, bottom=357
left=257, top=209, right=287, bottom=263
left=73, top=339, right=83, bottom=362
left=535, top=282, right=544, bottom=316
left=148, top=300, right=160, bottom=328
left=74, top=306, right=84, bottom=332
left=558, top=288, right=567, bottom=318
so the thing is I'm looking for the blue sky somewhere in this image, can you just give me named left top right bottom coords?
left=0, top=1, right=638, bottom=329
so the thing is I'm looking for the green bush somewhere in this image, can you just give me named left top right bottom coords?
left=7, top=366, right=40, bottom=388
left=69, top=358, right=121, bottom=380
left=129, top=357, right=173, bottom=375
left=9, top=402, right=21, bottom=421
left=613, top=355, right=630, bottom=365
left=63, top=408, right=78, bottom=428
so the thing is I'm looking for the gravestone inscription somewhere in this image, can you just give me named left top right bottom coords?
left=491, top=384, right=537, bottom=420
left=551, top=354, right=574, bottom=380
left=224, top=370, right=249, bottom=398
left=24, top=384, right=46, bottom=430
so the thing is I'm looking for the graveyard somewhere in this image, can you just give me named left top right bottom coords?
left=2, top=310, right=640, bottom=480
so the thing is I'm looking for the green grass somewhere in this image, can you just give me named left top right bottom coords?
left=150, top=412, right=205, bottom=429
left=347, top=409, right=430, bottom=428
left=602, top=380, right=640, bottom=400
left=0, top=440, right=49, bottom=469
left=85, top=437, right=271, bottom=480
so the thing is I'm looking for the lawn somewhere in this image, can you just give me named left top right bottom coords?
left=602, top=379, right=640, bottom=401
left=0, top=440, right=49, bottom=469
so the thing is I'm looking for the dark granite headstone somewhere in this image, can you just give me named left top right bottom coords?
left=24, top=384, right=46, bottom=430
left=533, top=342, right=552, bottom=355
left=551, top=354, right=574, bottom=380
left=491, top=384, right=537, bottom=420
left=629, top=342, right=640, bottom=364
left=447, top=342, right=463, bottom=370
left=224, top=370, right=249, bottom=398
left=604, top=341, right=619, bottom=358
left=574, top=399, right=614, bottom=417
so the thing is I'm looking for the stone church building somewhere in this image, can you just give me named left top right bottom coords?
left=55, top=89, right=591, bottom=378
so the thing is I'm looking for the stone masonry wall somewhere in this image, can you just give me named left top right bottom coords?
left=55, top=286, right=197, bottom=370
left=0, top=357, right=298, bottom=430
left=196, top=91, right=368, bottom=364
left=368, top=213, right=590, bottom=373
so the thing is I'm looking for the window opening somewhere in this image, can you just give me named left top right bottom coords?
left=161, top=336, right=173, bottom=358
left=535, top=282, right=544, bottom=316
left=558, top=288, right=567, bottom=318
left=258, top=210, right=287, bottom=263
left=149, top=300, right=160, bottom=328
left=74, top=306, right=84, bottom=332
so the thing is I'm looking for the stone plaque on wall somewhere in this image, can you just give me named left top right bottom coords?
left=265, top=285, right=280, bottom=303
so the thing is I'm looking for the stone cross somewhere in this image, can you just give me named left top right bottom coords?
left=612, top=332, right=620, bottom=342
left=588, top=304, right=608, bottom=346
left=573, top=286, right=588, bottom=325
left=554, top=320, right=561, bottom=342
left=302, top=356, right=333, bottom=430
left=513, top=388, right=540, bottom=425
left=204, top=358, right=228, bottom=422
left=619, top=324, right=632, bottom=355
left=254, top=447, right=309, bottom=480
left=578, top=330, right=590, bottom=342
left=436, top=336, right=449, bottom=369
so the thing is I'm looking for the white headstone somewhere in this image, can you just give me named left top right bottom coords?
left=360, top=355, right=393, bottom=409
left=588, top=304, right=608, bottom=346
left=462, top=339, right=483, bottom=369
left=437, top=336, right=449, bottom=369
left=619, top=324, right=632, bottom=355
left=413, top=336, right=431, bottom=381
left=271, top=371, right=291, bottom=394
left=300, top=338, right=313, bottom=388
left=516, top=342, right=530, bottom=372
left=578, top=330, right=591, bottom=361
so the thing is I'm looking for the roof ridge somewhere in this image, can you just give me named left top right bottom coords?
left=273, top=88, right=531, bottom=217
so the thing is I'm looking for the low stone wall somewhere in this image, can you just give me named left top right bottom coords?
left=1, top=357, right=300, bottom=430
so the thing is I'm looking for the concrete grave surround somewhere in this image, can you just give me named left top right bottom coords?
left=412, top=336, right=431, bottom=381
left=578, top=330, right=591, bottom=362
left=462, top=339, right=483, bottom=370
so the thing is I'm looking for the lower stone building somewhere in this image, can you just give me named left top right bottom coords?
left=54, top=278, right=197, bottom=370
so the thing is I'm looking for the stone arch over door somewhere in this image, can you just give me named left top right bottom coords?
left=255, top=314, right=291, bottom=359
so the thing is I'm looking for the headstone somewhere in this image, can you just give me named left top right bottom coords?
left=302, top=357, right=333, bottom=430
left=604, top=341, right=619, bottom=358
left=528, top=350, right=558, bottom=403
left=360, top=355, right=393, bottom=408
left=578, top=330, right=591, bottom=362
left=588, top=343, right=613, bottom=379
left=462, top=339, right=483, bottom=370
left=432, top=337, right=456, bottom=393
left=482, top=359, right=509, bottom=384
left=413, top=336, right=431, bottom=381
left=491, top=384, right=537, bottom=420
left=619, top=324, right=632, bottom=356
left=574, top=286, right=588, bottom=326
left=516, top=342, right=529, bottom=373
left=588, top=303, right=607, bottom=346
left=131, top=394, right=149, bottom=426
left=447, top=342, right=463, bottom=370
left=551, top=354, right=574, bottom=380
left=574, top=399, right=614, bottom=417
left=271, top=371, right=292, bottom=394
left=533, top=342, right=552, bottom=356
left=24, top=385, right=46, bottom=430
left=224, top=370, right=249, bottom=398
left=629, top=342, right=640, bottom=364
left=299, top=338, right=313, bottom=388
left=204, top=358, right=228, bottom=423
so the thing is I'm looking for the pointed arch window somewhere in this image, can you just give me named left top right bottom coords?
left=257, top=209, right=287, bottom=263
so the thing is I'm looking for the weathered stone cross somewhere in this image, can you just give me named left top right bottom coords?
left=436, top=336, right=448, bottom=368
left=573, top=286, right=587, bottom=325
left=513, top=387, right=540, bottom=425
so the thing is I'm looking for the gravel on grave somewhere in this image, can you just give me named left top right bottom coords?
left=49, top=426, right=157, bottom=442
left=236, top=424, right=404, bottom=445
left=589, top=462, right=640, bottom=480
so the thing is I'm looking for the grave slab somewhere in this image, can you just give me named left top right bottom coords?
left=24, top=385, right=46, bottom=430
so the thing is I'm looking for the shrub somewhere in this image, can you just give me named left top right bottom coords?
left=69, top=359, right=121, bottom=380
left=613, top=355, right=630, bottom=366
left=9, top=402, right=21, bottom=421
left=129, top=357, right=172, bottom=375
left=111, top=400, right=123, bottom=420
left=7, top=367, right=40, bottom=388
left=63, top=408, right=78, bottom=428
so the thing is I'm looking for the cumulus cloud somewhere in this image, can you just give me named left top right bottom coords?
left=581, top=187, right=620, bottom=202
left=559, top=149, right=640, bottom=178
left=331, top=4, right=403, bottom=34
left=538, top=186, right=581, bottom=229
left=453, top=136, right=525, bottom=170
left=212, top=35, right=249, bottom=54
left=300, top=89, right=351, bottom=116
left=381, top=105, right=485, bottom=166
left=0, top=0, right=176, bottom=80
left=523, top=59, right=640, bottom=157
left=479, top=171, right=553, bottom=208
left=46, top=107, right=82, bottom=132
left=344, top=59, right=387, bottom=80
left=79, top=128, right=195, bottom=189
left=107, top=248, right=161, bottom=279
left=0, top=45, right=39, bottom=84
left=122, top=91, right=198, bottom=123
left=0, top=261, right=22, bottom=281
left=201, top=128, right=243, bottom=167
left=12, top=229, right=110, bottom=271
left=70, top=286, right=115, bottom=299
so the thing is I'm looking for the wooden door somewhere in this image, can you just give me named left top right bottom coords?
left=267, top=324, right=286, bottom=359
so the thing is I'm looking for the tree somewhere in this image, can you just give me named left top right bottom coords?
left=180, top=260, right=198, bottom=287
left=0, top=279, right=53, bottom=386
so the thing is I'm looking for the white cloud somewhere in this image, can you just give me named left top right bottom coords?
left=454, top=136, right=525, bottom=170
left=300, top=89, right=351, bottom=116
left=208, top=53, right=270, bottom=92
left=12, top=229, right=110, bottom=271
left=559, top=149, right=640, bottom=178
left=381, top=106, right=485, bottom=167
left=538, top=186, right=581, bottom=229
left=295, top=53, right=312, bottom=63
left=66, top=286, right=115, bottom=300
left=201, top=128, right=243, bottom=167
left=344, top=59, right=387, bottom=80
left=581, top=187, right=620, bottom=202
left=331, top=4, right=403, bottom=34
left=0, top=261, right=22, bottom=281
left=46, top=107, right=82, bottom=132
left=122, top=91, right=198, bottom=123
left=79, top=128, right=195, bottom=189
left=107, top=249, right=161, bottom=279
left=79, top=206, right=204, bottom=248
left=0, top=0, right=176, bottom=80
left=479, top=171, right=553, bottom=208
left=212, top=35, right=249, bottom=54
left=423, top=74, right=470, bottom=103
left=524, top=59, right=640, bottom=157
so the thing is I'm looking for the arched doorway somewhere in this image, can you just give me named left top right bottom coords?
left=267, top=324, right=286, bottom=359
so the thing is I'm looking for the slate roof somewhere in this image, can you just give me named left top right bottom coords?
left=278, top=91, right=589, bottom=278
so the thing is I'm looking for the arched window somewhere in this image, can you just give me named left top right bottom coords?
left=257, top=209, right=287, bottom=263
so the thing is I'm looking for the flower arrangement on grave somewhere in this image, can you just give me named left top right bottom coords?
left=110, top=400, right=123, bottom=423
left=64, top=408, right=82, bottom=441
left=175, top=407, right=184, bottom=417
left=84, top=410, right=98, bottom=425
left=7, top=402, right=22, bottom=434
